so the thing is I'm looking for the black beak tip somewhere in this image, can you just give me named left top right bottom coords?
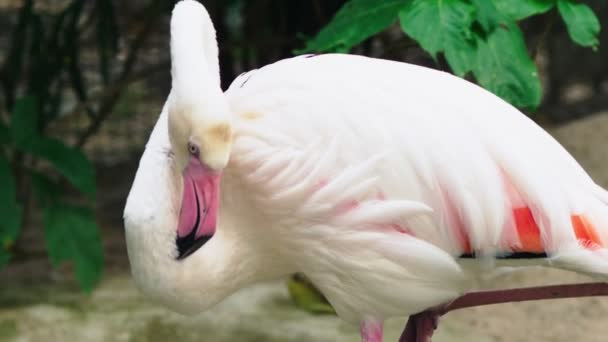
left=176, top=234, right=213, bottom=260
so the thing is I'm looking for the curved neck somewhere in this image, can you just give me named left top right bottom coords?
left=170, top=0, right=221, bottom=102
left=124, top=102, right=291, bottom=314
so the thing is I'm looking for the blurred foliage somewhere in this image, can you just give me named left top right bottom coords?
left=0, top=0, right=104, bottom=292
left=0, top=0, right=166, bottom=292
left=300, top=0, right=601, bottom=110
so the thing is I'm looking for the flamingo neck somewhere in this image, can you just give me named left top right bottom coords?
left=170, top=0, right=221, bottom=102
left=125, top=116, right=292, bottom=314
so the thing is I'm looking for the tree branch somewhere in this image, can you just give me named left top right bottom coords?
left=65, top=59, right=168, bottom=124
left=533, top=11, right=557, bottom=60
left=75, top=3, right=162, bottom=148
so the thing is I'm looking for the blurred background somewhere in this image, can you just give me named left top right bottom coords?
left=0, top=0, right=607, bottom=341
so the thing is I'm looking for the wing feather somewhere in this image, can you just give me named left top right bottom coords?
left=226, top=54, right=608, bottom=284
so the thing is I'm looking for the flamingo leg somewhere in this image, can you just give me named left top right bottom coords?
left=399, top=311, right=440, bottom=342
left=399, top=282, right=608, bottom=342
left=360, top=318, right=383, bottom=342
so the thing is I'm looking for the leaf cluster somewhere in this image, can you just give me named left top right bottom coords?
left=0, top=0, right=123, bottom=292
left=300, top=0, right=601, bottom=110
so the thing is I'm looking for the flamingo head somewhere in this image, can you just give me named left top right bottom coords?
left=125, top=0, right=263, bottom=316
left=167, top=97, right=232, bottom=260
left=167, top=0, right=233, bottom=260
left=126, top=99, right=243, bottom=316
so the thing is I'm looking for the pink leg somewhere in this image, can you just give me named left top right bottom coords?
left=360, top=318, right=383, bottom=342
left=399, top=282, right=608, bottom=342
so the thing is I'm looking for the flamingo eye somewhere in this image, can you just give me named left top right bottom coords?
left=187, top=141, right=199, bottom=156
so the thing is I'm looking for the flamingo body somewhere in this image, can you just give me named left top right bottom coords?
left=124, top=1, right=608, bottom=340
left=224, top=52, right=608, bottom=317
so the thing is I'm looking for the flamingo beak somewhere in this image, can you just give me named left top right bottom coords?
left=176, top=155, right=221, bottom=259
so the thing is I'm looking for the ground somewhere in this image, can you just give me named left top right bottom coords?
left=1, top=112, right=608, bottom=342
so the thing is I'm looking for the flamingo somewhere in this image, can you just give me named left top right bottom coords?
left=124, top=1, right=608, bottom=341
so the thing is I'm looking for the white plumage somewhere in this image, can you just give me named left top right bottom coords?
left=124, top=1, right=608, bottom=341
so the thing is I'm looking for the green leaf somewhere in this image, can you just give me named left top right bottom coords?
left=10, top=96, right=38, bottom=148
left=557, top=0, right=600, bottom=49
left=30, top=171, right=59, bottom=208
left=287, top=274, right=335, bottom=315
left=443, top=37, right=477, bottom=77
left=471, top=0, right=504, bottom=33
left=399, top=0, right=476, bottom=76
left=0, top=152, right=22, bottom=261
left=493, top=0, right=554, bottom=21
left=44, top=202, right=103, bottom=292
left=10, top=98, right=96, bottom=197
left=28, top=138, right=96, bottom=198
left=472, top=23, right=542, bottom=109
left=299, top=0, right=409, bottom=53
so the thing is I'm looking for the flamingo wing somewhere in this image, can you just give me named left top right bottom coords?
left=223, top=53, right=608, bottom=319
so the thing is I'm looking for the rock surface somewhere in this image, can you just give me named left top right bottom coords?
left=0, top=275, right=485, bottom=342
left=2, top=112, right=608, bottom=342
left=550, top=111, right=608, bottom=186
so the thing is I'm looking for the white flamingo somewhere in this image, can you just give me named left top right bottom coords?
left=124, top=1, right=608, bottom=341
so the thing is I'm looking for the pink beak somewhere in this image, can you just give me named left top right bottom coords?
left=176, top=155, right=221, bottom=259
